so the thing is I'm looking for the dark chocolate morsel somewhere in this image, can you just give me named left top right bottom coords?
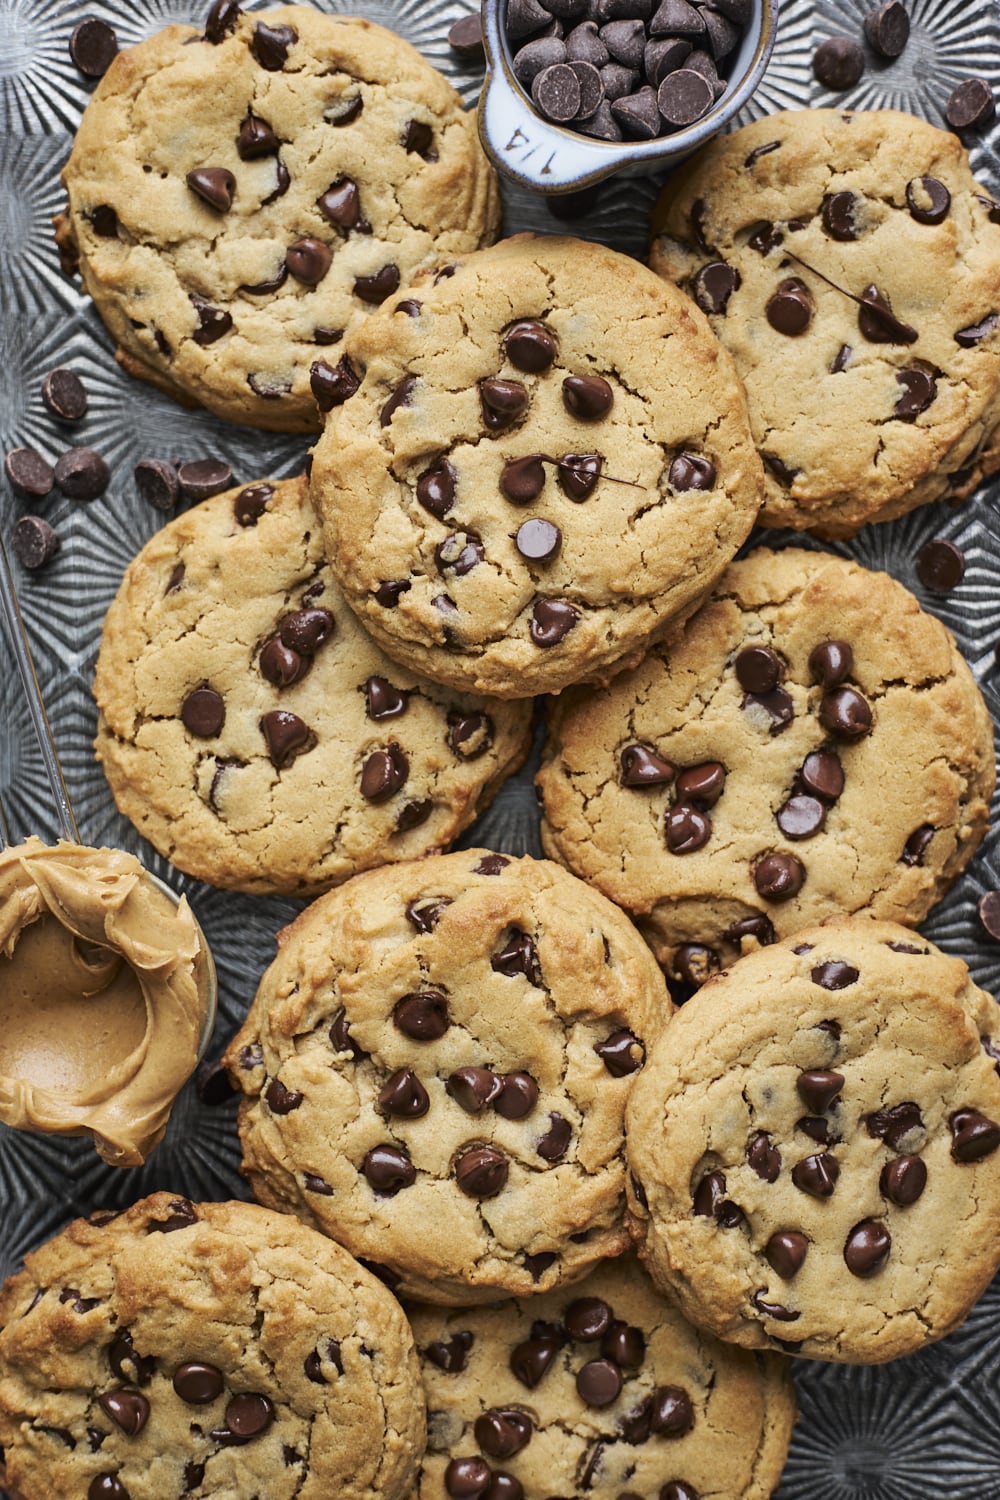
left=310, top=356, right=361, bottom=412
left=510, top=1336, right=561, bottom=1388
left=378, top=1067, right=430, bottom=1118
left=726, top=914, right=776, bottom=948
left=858, top=284, right=918, bottom=344
left=491, top=928, right=541, bottom=984
left=810, top=960, right=859, bottom=990
left=602, top=1319, right=645, bottom=1367
left=394, top=991, right=450, bottom=1040
left=380, top=375, right=416, bottom=427
left=665, top=804, right=711, bottom=854
left=955, top=313, right=998, bottom=347
left=185, top=167, right=235, bottom=212
left=252, top=20, right=297, bottom=69
left=650, top=1385, right=695, bottom=1437
left=444, top=1457, right=491, bottom=1497
left=776, top=794, right=826, bottom=839
left=417, top=457, right=458, bottom=517
left=766, top=277, right=813, bottom=334
left=436, top=530, right=484, bottom=576
left=808, top=639, right=853, bottom=688
left=494, top=1071, right=538, bottom=1119
left=354, top=265, right=401, bottom=304
left=949, top=1108, right=1000, bottom=1161
left=557, top=452, right=602, bottom=500
left=11, top=516, right=60, bottom=571
left=752, top=1292, right=801, bottom=1323
left=821, top=190, right=861, bottom=241
left=735, top=645, right=782, bottom=694
left=265, top=1077, right=303, bottom=1114
left=475, top=1409, right=532, bottom=1459
left=42, top=368, right=88, bottom=422
left=425, top=1330, right=474, bottom=1373
left=978, top=891, right=1000, bottom=942
left=895, top=368, right=937, bottom=420
left=945, top=77, right=995, bottom=132
left=5, top=447, right=54, bottom=499
left=363, top=1144, right=416, bottom=1194
left=901, top=824, right=934, bottom=865
left=668, top=453, right=716, bottom=491
left=234, top=483, right=274, bottom=526
left=564, top=1296, right=612, bottom=1340
left=819, top=686, right=872, bottom=740
left=88, top=1476, right=130, bottom=1499
left=791, top=1152, right=839, bottom=1197
left=796, top=1069, right=844, bottom=1112
left=176, top=457, right=231, bottom=501
left=456, top=1145, right=509, bottom=1197
left=403, top=119, right=437, bottom=158
left=536, top=1112, right=572, bottom=1161
left=172, top=1361, right=224, bottom=1405
left=280, top=608, right=334, bottom=654
left=446, top=1067, right=503, bottom=1114
left=595, top=1029, right=644, bottom=1075
left=675, top=763, right=725, bottom=806
left=692, top=1169, right=726, bottom=1216
left=504, top=319, right=558, bottom=373
left=287, top=237, right=332, bottom=286
left=515, top=517, right=561, bottom=562
left=865, top=0, right=909, bottom=57
left=97, top=1391, right=149, bottom=1437
left=916, top=538, right=965, bottom=591
left=360, top=744, right=409, bottom=801
left=906, top=174, right=951, bottom=225
left=691, top=260, right=740, bottom=315
left=576, top=1358, right=622, bottom=1408
left=880, top=1154, right=927, bottom=1206
left=562, top=374, right=614, bottom=420
left=135, top=459, right=179, bottom=512
left=800, top=750, right=845, bottom=804
left=843, top=1219, right=891, bottom=1276
left=448, top=12, right=485, bottom=58
left=753, top=851, right=805, bottom=900
left=53, top=447, right=110, bottom=501
left=674, top=944, right=719, bottom=988
left=480, top=378, right=529, bottom=430
left=501, top=454, right=547, bottom=504
left=620, top=744, right=675, bottom=786
left=260, top=709, right=311, bottom=768
left=746, top=1132, right=781, bottom=1181
left=318, top=176, right=361, bottom=227
left=181, top=686, right=225, bottom=738
left=446, top=710, right=493, bottom=760
left=238, top=112, right=279, bottom=158
left=530, top=597, right=578, bottom=647
left=657, top=66, right=713, bottom=126
left=812, top=35, right=864, bottom=90
left=365, top=676, right=407, bottom=720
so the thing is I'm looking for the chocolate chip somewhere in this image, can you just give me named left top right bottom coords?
left=492, top=928, right=542, bottom=984
left=916, top=538, right=964, bottom=591
left=108, top=1331, right=155, bottom=1386
left=97, top=1391, right=149, bottom=1437
left=800, top=751, right=844, bottom=803
left=252, top=20, right=296, bottom=68
left=905, top=175, right=950, bottom=226
left=475, top=1409, right=533, bottom=1459
left=753, top=851, right=805, bottom=901
left=819, top=686, right=872, bottom=740
left=881, top=1154, right=927, bottom=1206
left=563, top=1296, right=611, bottom=1340
left=537, top=1112, right=572, bottom=1160
left=287, top=237, right=332, bottom=286
left=575, top=1357, right=622, bottom=1408
left=362, top=677, right=405, bottom=722
left=650, top=0, right=702, bottom=33
left=810, top=960, right=859, bottom=989
left=895, top=367, right=937, bottom=420
left=858, top=284, right=918, bottom=344
left=280, top=608, right=334, bottom=654
left=360, top=745, right=409, bottom=801
left=456, top=1145, right=509, bottom=1197
left=181, top=686, right=224, bottom=738
left=523, top=1252, right=557, bottom=1283
left=318, top=176, right=361, bottom=228
left=644, top=35, right=691, bottom=85
left=54, top=446, right=109, bottom=501
left=380, top=375, right=416, bottom=428
left=425, top=1330, right=474, bottom=1373
left=776, top=794, right=826, bottom=840
left=510, top=1333, right=561, bottom=1389
left=588, top=1030, right=644, bottom=1081
left=619, top=744, right=674, bottom=787
left=558, top=452, right=602, bottom=499
left=726, top=914, right=776, bottom=949
left=691, top=260, right=740, bottom=314
left=203, top=0, right=240, bottom=43
left=446, top=1067, right=503, bottom=1113
left=563, top=374, right=614, bottom=419
left=354, top=264, right=401, bottom=304
left=821, top=190, right=861, bottom=242
left=665, top=804, right=711, bottom=853
left=265, top=1077, right=303, bottom=1114
left=241, top=265, right=288, bottom=296
left=505, top=319, right=558, bottom=373
left=675, top=761, right=725, bottom=806
left=403, top=119, right=437, bottom=158
left=88, top=1476, right=129, bottom=1499
left=864, top=0, right=909, bottom=55
left=956, top=312, right=998, bottom=347
left=89, top=204, right=118, bottom=237
left=475, top=852, right=509, bottom=875
left=414, top=457, right=457, bottom=518
left=234, top=483, right=273, bottom=527
left=844, top=1219, right=891, bottom=1277
left=674, top=944, right=719, bottom=988
left=480, top=377, right=529, bottom=430
left=792, top=1152, right=839, bottom=1197
left=797, top=1070, right=844, bottom=1112
left=446, top=710, right=494, bottom=760
left=978, top=891, right=1000, bottom=942
left=41, top=367, right=88, bottom=423
left=378, top=1067, right=430, bottom=1118
left=495, top=1071, right=538, bottom=1118
left=657, top=64, right=714, bottom=124
left=812, top=36, right=864, bottom=90
left=651, top=1385, right=694, bottom=1436
left=598, top=1322, right=643, bottom=1371
left=445, top=1456, right=492, bottom=1497
left=515, top=517, right=561, bottom=562
left=901, top=823, right=935, bottom=865
left=11, top=516, right=60, bottom=571
left=5, top=446, right=53, bottom=499
left=225, top=1392, right=274, bottom=1439
left=668, top=452, right=715, bottom=491
left=133, top=458, right=178, bottom=512
left=747, top=1132, right=781, bottom=1182
left=567, top=20, right=609, bottom=66
left=611, top=85, right=662, bottom=139
left=692, top=1168, right=726, bottom=1216
left=449, top=12, right=485, bottom=58
left=436, top=530, right=484, bottom=576
left=261, top=709, right=311, bottom=767
left=945, top=78, right=995, bottom=131
left=311, top=356, right=361, bottom=412
left=363, top=1144, right=416, bottom=1194
left=69, top=16, right=118, bottom=76
left=394, top=990, right=450, bottom=1040
left=498, top=454, right=545, bottom=505
left=601, top=18, right=646, bottom=68
left=237, top=112, right=279, bottom=160
left=531, top=597, right=578, bottom=646
left=950, top=1108, right=1000, bottom=1161
left=735, top=645, right=782, bottom=694
left=766, top=277, right=813, bottom=334
left=177, top=458, right=231, bottom=500
left=808, top=639, right=853, bottom=688
left=831, top=343, right=852, bottom=373
left=173, top=1361, right=224, bottom=1404
left=195, top=1058, right=236, bottom=1106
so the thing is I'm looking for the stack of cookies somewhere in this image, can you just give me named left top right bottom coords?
left=1, top=2, right=999, bottom=1497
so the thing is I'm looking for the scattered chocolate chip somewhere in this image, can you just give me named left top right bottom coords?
left=576, top=1357, right=622, bottom=1407
left=916, top=538, right=965, bottom=591
left=946, top=78, right=995, bottom=132
left=475, top=852, right=509, bottom=875
left=259, top=709, right=311, bottom=768
left=955, top=312, right=998, bottom=347
left=41, top=368, right=88, bottom=423
left=186, top=167, right=236, bottom=214
left=5, top=446, right=54, bottom=499
left=819, top=686, right=872, bottom=740
left=132, top=458, right=178, bottom=512
left=977, top=891, right=1000, bottom=942
left=505, top=319, right=558, bottom=373
left=425, top=1330, right=474, bottom=1373
left=96, top=1391, right=148, bottom=1437
left=797, top=1070, right=844, bottom=1113
left=668, top=451, right=716, bottom=491
left=360, top=745, right=409, bottom=801
left=693, top=1169, right=726, bottom=1216
left=674, top=943, right=719, bottom=988
left=901, top=823, right=934, bottom=865
left=252, top=20, right=296, bottom=69
left=173, top=1361, right=224, bottom=1405
left=791, top=1152, right=839, bottom=1197
left=11, top=515, right=60, bottom=571
left=692, top=260, right=740, bottom=314
left=813, top=36, right=864, bottom=90
left=287, top=237, right=332, bottom=286
left=809, top=640, right=853, bottom=688
left=767, top=277, right=813, bottom=334
left=726, top=914, right=777, bottom=949
left=810, top=960, right=859, bottom=990
left=563, top=374, right=614, bottom=420
left=363, top=1144, right=416, bottom=1194
left=949, top=1108, right=1000, bottom=1161
left=480, top=377, right=529, bottom=430
left=225, top=1392, right=274, bottom=1439
left=363, top=677, right=406, bottom=722
left=449, top=12, right=485, bottom=58
left=844, top=1219, right=891, bottom=1277
left=53, top=446, right=109, bottom=501
left=177, top=458, right=232, bottom=501
left=237, top=112, right=279, bottom=159
left=495, top=1071, right=538, bottom=1118
left=69, top=16, right=118, bottom=77
left=831, top=343, right=852, bottom=373
left=446, top=710, right=494, bottom=760
left=394, top=991, right=449, bottom=1040
left=564, top=1296, right=612, bottom=1341
left=800, top=751, right=844, bottom=803
left=881, top=1154, right=927, bottom=1206
left=500, top=454, right=547, bottom=505
left=456, top=1144, right=509, bottom=1197
left=436, top=529, right=484, bottom=576
left=354, top=264, right=401, bottom=304
left=657, top=65, right=713, bottom=124
left=746, top=1131, right=781, bottom=1181
left=864, top=0, right=909, bottom=56
left=240, top=265, right=288, bottom=296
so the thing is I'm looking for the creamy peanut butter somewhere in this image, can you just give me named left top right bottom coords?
left=0, top=839, right=214, bottom=1166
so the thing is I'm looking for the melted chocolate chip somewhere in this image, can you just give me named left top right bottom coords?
left=797, top=1069, right=844, bottom=1112
left=901, top=824, right=935, bottom=865
left=767, top=277, right=813, bottom=334
left=186, top=167, right=235, bottom=212
left=261, top=709, right=311, bottom=768
left=234, top=483, right=274, bottom=527
left=181, top=686, right=225, bottom=738
left=501, top=454, right=547, bottom=504
left=563, top=374, right=614, bottom=419
left=365, top=677, right=408, bottom=720
left=858, top=284, right=918, bottom=344
left=819, top=686, right=872, bottom=740
left=425, top=1330, right=474, bottom=1373
left=746, top=1131, right=781, bottom=1181
left=97, top=1391, right=149, bottom=1437
left=668, top=452, right=716, bottom=491
left=906, top=175, right=950, bottom=225
left=252, top=20, right=297, bottom=68
left=752, top=1291, right=801, bottom=1323
left=480, top=378, right=529, bottom=430
left=564, top=1296, right=612, bottom=1340
left=651, top=1385, right=694, bottom=1437
left=381, top=375, right=416, bottom=427
left=753, top=851, right=805, bottom=900
left=955, top=313, right=998, bottom=347
left=881, top=1154, right=927, bottom=1206
left=735, top=645, right=782, bottom=694
left=360, top=744, right=409, bottom=801
left=576, top=1358, right=622, bottom=1408
left=238, top=112, right=279, bottom=159
left=416, top=457, right=457, bottom=518
left=800, top=750, right=844, bottom=803
left=446, top=1067, right=503, bottom=1113
left=495, top=1071, right=538, bottom=1119
left=510, top=1337, right=560, bottom=1387
left=620, top=744, right=675, bottom=786
left=378, top=1067, right=430, bottom=1118
left=363, top=1144, right=416, bottom=1194
left=810, top=960, right=859, bottom=991
left=475, top=1409, right=533, bottom=1459
left=844, top=1219, right=891, bottom=1276
left=505, top=319, right=558, bottom=373
left=602, top=1320, right=644, bottom=1367
left=558, top=452, right=602, bottom=500
left=310, top=356, right=361, bottom=412
left=354, top=265, right=400, bottom=304
left=791, top=1152, right=839, bottom=1197
left=492, top=928, right=542, bottom=984
left=173, top=1361, right=224, bottom=1404
left=456, top=1144, right=509, bottom=1197
left=406, top=897, right=451, bottom=932
left=776, top=793, right=826, bottom=839
left=287, top=237, right=332, bottom=286
left=950, top=1109, right=1000, bottom=1162
left=692, top=260, right=740, bottom=314
left=394, top=991, right=449, bottom=1040
left=225, top=1392, right=275, bottom=1438
left=665, top=804, right=711, bottom=853
left=675, top=762, right=726, bottom=807
left=895, top=367, right=937, bottom=419
left=536, top=1112, right=572, bottom=1161
left=674, top=944, right=720, bottom=988
left=530, top=598, right=578, bottom=646
left=403, top=119, right=437, bottom=158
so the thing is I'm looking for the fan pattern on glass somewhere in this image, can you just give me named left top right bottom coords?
left=1, top=2, right=1000, bottom=1497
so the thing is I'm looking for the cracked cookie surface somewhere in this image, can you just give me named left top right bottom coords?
left=225, top=850, right=671, bottom=1304
left=93, top=476, right=531, bottom=898
left=625, top=918, right=1000, bottom=1363
left=0, top=1194, right=425, bottom=1500
left=537, top=546, right=994, bottom=985
left=649, top=108, right=1000, bottom=538
left=408, top=1251, right=795, bottom=1500
left=308, top=234, right=764, bottom=698
left=56, top=3, right=499, bottom=431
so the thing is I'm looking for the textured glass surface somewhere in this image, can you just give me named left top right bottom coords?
left=1, top=0, right=1000, bottom=1494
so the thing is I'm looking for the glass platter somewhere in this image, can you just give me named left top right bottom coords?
left=1, top=0, right=1000, bottom=1493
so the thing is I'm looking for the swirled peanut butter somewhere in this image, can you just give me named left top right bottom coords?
left=0, top=839, right=214, bottom=1167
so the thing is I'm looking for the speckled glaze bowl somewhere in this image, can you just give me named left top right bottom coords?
left=479, top=0, right=779, bottom=190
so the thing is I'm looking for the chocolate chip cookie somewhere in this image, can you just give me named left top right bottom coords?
left=93, top=476, right=531, bottom=897
left=55, top=2, right=499, bottom=432
left=537, top=547, right=995, bottom=988
left=0, top=1194, right=424, bottom=1499
left=225, top=850, right=671, bottom=1304
left=649, top=108, right=1000, bottom=537
left=308, top=233, right=764, bottom=698
left=409, top=1251, right=795, bottom=1500
left=625, top=918, right=1000, bottom=1363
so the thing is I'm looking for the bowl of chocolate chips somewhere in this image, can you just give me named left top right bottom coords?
left=479, top=0, right=778, bottom=191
